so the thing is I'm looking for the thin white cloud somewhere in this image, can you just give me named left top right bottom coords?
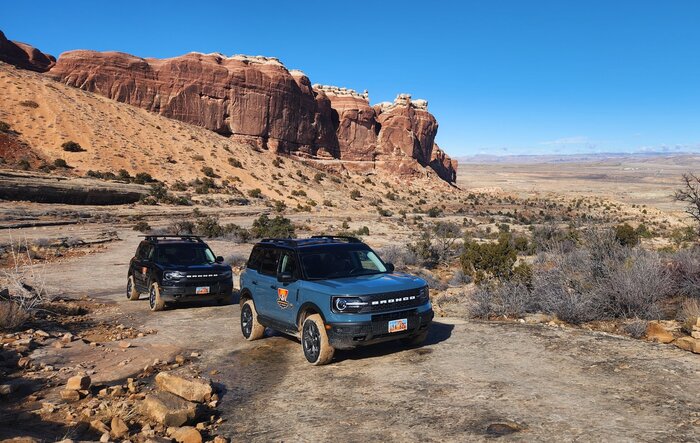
left=540, top=136, right=590, bottom=146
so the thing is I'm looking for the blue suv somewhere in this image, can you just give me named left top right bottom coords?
left=239, top=236, right=433, bottom=365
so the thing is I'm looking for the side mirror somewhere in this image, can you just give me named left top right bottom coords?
left=216, top=256, right=225, bottom=263
left=277, top=272, right=295, bottom=283
left=385, top=262, right=395, bottom=273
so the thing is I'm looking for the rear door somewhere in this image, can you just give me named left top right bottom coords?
left=132, top=241, right=151, bottom=290
left=254, top=247, right=281, bottom=317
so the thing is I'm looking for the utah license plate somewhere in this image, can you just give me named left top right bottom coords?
left=196, top=286, right=210, bottom=295
left=388, top=318, right=408, bottom=333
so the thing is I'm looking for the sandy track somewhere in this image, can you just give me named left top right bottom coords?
left=40, top=233, right=700, bottom=442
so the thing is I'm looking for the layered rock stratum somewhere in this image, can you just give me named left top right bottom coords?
left=0, top=31, right=457, bottom=182
left=0, top=31, right=55, bottom=72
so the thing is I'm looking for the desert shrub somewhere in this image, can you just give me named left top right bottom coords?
left=614, top=223, right=639, bottom=247
left=118, top=169, right=131, bottom=180
left=224, top=253, right=248, bottom=268
left=678, top=298, right=700, bottom=333
left=195, top=216, right=224, bottom=238
left=427, top=206, right=443, bottom=218
left=469, top=282, right=532, bottom=319
left=222, top=223, right=252, bottom=243
left=19, top=100, right=39, bottom=108
left=377, top=208, right=392, bottom=217
left=274, top=200, right=287, bottom=212
left=250, top=214, right=295, bottom=239
left=322, top=199, right=333, bottom=207
left=272, top=157, right=282, bottom=168
left=201, top=166, right=218, bottom=178
left=624, top=319, right=649, bottom=339
left=133, top=221, right=151, bottom=232
left=414, top=269, right=448, bottom=291
left=228, top=157, right=243, bottom=168
left=169, top=220, right=195, bottom=235
left=670, top=226, right=696, bottom=246
left=672, top=247, right=700, bottom=298
left=377, top=245, right=418, bottom=269
left=247, top=188, right=262, bottom=198
left=531, top=225, right=578, bottom=253
left=449, top=269, right=472, bottom=286
left=432, top=221, right=461, bottom=263
left=314, top=172, right=325, bottom=183
left=291, top=190, right=307, bottom=197
left=0, top=121, right=10, bottom=133
left=460, top=233, right=517, bottom=283
left=355, top=226, right=370, bottom=236
left=408, top=230, right=439, bottom=268
left=53, top=158, right=68, bottom=168
left=133, top=172, right=155, bottom=184
left=61, top=141, right=85, bottom=152
left=0, top=301, right=29, bottom=330
left=18, top=159, right=30, bottom=170
left=350, top=190, right=361, bottom=200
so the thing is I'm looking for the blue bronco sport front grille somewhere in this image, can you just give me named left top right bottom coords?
left=362, top=288, right=425, bottom=313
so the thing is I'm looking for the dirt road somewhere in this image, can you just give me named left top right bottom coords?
left=40, top=232, right=700, bottom=442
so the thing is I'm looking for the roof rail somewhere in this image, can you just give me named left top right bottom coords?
left=140, top=235, right=204, bottom=243
left=310, top=235, right=362, bottom=243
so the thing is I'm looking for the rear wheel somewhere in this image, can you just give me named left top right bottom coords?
left=240, top=299, right=265, bottom=340
left=148, top=282, right=166, bottom=312
left=126, top=275, right=140, bottom=301
left=301, top=314, right=334, bottom=365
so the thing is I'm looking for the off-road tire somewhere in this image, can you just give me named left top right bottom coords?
left=301, top=314, right=334, bottom=365
left=401, top=328, right=429, bottom=347
left=148, top=282, right=166, bottom=312
left=126, top=275, right=140, bottom=301
left=240, top=299, right=265, bottom=340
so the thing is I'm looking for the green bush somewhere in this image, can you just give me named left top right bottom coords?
left=427, top=206, right=443, bottom=218
left=195, top=216, right=224, bottom=238
left=201, top=166, right=217, bottom=178
left=350, top=190, right=361, bottom=200
left=291, top=189, right=307, bottom=197
left=228, top=158, right=243, bottom=168
left=134, top=172, right=155, bottom=184
left=460, top=233, right=517, bottom=283
left=62, top=141, right=85, bottom=152
left=53, top=158, right=68, bottom=168
left=250, top=214, right=296, bottom=239
left=248, top=188, right=262, bottom=198
left=274, top=200, right=287, bottom=212
left=118, top=169, right=131, bottom=180
left=0, top=121, right=10, bottom=133
left=614, top=223, right=639, bottom=247
left=132, top=221, right=151, bottom=232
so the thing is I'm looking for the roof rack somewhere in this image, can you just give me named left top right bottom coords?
left=310, top=235, right=362, bottom=243
left=140, top=235, right=204, bottom=243
left=260, top=238, right=298, bottom=246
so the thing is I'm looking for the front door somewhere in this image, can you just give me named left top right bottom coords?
left=274, top=251, right=300, bottom=327
left=254, top=247, right=281, bottom=317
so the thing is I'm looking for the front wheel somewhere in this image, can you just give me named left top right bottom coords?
left=240, top=300, right=265, bottom=340
left=301, top=314, right=334, bottom=365
left=148, top=282, right=166, bottom=312
left=126, top=275, right=140, bottom=301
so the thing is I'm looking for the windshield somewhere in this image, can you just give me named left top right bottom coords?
left=301, top=248, right=387, bottom=280
left=156, top=244, right=216, bottom=266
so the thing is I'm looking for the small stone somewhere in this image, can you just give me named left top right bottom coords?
left=210, top=370, right=219, bottom=375
left=17, top=357, right=31, bottom=368
left=691, top=331, right=700, bottom=339
left=213, top=436, right=229, bottom=443
left=645, top=322, right=674, bottom=344
left=175, top=355, right=186, bottom=365
left=119, top=341, right=131, bottom=349
left=99, top=432, right=110, bottom=442
left=0, top=384, right=13, bottom=395
left=155, top=372, right=212, bottom=403
left=674, top=336, right=700, bottom=353
left=34, top=330, right=50, bottom=338
left=141, top=392, right=197, bottom=427
left=60, top=389, right=81, bottom=402
left=170, top=426, right=202, bottom=443
left=109, top=385, right=124, bottom=397
left=111, top=416, right=129, bottom=438
left=90, top=419, right=110, bottom=434
left=190, top=352, right=199, bottom=358
left=66, top=375, right=91, bottom=390
left=60, top=333, right=74, bottom=344
left=195, top=422, right=206, bottom=430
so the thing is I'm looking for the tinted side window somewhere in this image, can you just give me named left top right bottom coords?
left=136, top=242, right=149, bottom=260
left=278, top=251, right=298, bottom=277
left=247, top=246, right=263, bottom=271
left=259, top=248, right=281, bottom=276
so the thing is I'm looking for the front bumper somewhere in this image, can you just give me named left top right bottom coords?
left=160, top=280, right=233, bottom=303
left=327, top=307, right=434, bottom=350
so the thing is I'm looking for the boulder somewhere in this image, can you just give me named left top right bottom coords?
left=142, top=392, right=197, bottom=427
left=645, top=323, right=674, bottom=344
left=673, top=336, right=700, bottom=353
left=60, top=389, right=81, bottom=402
left=170, top=426, right=203, bottom=443
left=66, top=374, right=91, bottom=391
left=155, top=372, right=212, bottom=403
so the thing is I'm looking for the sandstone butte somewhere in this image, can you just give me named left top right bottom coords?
left=0, top=30, right=458, bottom=183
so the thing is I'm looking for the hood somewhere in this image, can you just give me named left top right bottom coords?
left=303, top=272, right=426, bottom=296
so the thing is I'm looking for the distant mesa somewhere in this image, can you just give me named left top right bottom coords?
left=0, top=30, right=457, bottom=183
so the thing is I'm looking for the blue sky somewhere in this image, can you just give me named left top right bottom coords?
left=3, top=0, right=700, bottom=156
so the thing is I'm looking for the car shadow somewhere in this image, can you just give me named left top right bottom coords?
left=332, top=320, right=454, bottom=363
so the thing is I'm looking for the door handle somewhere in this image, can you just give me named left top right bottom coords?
left=270, top=285, right=276, bottom=289
left=251, top=280, right=258, bottom=285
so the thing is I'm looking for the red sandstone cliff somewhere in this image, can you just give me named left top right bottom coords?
left=0, top=31, right=55, bottom=72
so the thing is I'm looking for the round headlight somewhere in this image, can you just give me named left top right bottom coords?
left=335, top=298, right=348, bottom=311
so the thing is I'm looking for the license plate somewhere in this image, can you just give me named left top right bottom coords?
left=388, top=318, right=408, bottom=333
left=196, top=286, right=210, bottom=295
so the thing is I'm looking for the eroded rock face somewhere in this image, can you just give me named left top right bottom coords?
left=0, top=31, right=55, bottom=72
left=41, top=47, right=458, bottom=182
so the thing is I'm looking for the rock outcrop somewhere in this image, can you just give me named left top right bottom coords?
left=0, top=31, right=55, bottom=72
left=0, top=31, right=457, bottom=182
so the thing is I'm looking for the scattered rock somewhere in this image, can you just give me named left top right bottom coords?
left=90, top=419, right=110, bottom=435
left=170, top=426, right=202, bottom=443
left=645, top=323, right=674, bottom=344
left=110, top=416, right=129, bottom=438
left=60, top=333, right=74, bottom=344
left=213, top=436, right=228, bottom=443
left=486, top=422, right=522, bottom=436
left=60, top=389, right=81, bottom=402
left=119, top=341, right=131, bottom=349
left=66, top=374, right=91, bottom=390
left=99, top=432, right=110, bottom=443
left=142, top=392, right=197, bottom=427
left=175, top=355, right=186, bottom=365
left=674, top=336, right=700, bottom=353
left=155, top=372, right=212, bottom=403
left=17, top=357, right=31, bottom=368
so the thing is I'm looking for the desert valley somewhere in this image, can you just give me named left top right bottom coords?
left=0, top=22, right=699, bottom=443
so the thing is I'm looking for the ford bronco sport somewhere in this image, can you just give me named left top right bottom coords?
left=239, top=236, right=433, bottom=365
left=127, top=235, right=233, bottom=311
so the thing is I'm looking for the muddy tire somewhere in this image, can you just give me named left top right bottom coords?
left=148, top=282, right=166, bottom=312
left=301, top=314, right=334, bottom=365
left=401, top=329, right=429, bottom=347
left=126, top=275, right=140, bottom=301
left=240, top=299, right=265, bottom=340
